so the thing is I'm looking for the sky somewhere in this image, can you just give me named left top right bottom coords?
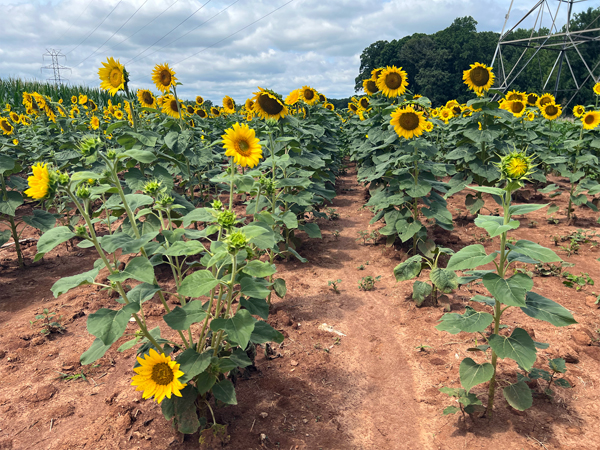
left=0, top=0, right=592, bottom=103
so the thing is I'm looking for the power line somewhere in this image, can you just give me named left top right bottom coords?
left=65, top=0, right=125, bottom=56
left=125, top=0, right=213, bottom=65
left=137, top=0, right=242, bottom=64
left=173, top=0, right=294, bottom=67
left=74, top=0, right=149, bottom=67
left=54, top=0, right=94, bottom=44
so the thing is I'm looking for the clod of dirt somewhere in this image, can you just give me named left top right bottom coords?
left=290, top=360, right=299, bottom=367
left=585, top=296, right=599, bottom=308
left=275, top=310, right=292, bottom=327
left=582, top=346, right=600, bottom=361
left=28, top=385, right=57, bottom=403
left=259, top=412, right=268, bottom=418
left=571, top=331, right=592, bottom=347
left=0, top=350, right=5, bottom=359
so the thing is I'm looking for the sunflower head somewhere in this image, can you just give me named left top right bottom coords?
left=371, top=68, right=383, bottom=80
left=195, top=95, right=204, bottom=106
left=285, top=89, right=300, bottom=106
left=211, top=107, right=220, bottom=117
left=90, top=116, right=100, bottom=130
left=252, top=87, right=288, bottom=120
left=424, top=121, right=434, bottom=132
left=98, top=57, right=126, bottom=95
left=221, top=122, right=262, bottom=168
left=131, top=349, right=186, bottom=404
left=376, top=66, right=409, bottom=98
left=0, top=118, right=14, bottom=135
left=389, top=105, right=427, bottom=139
left=499, top=150, right=535, bottom=184
left=223, top=96, right=235, bottom=113
left=160, top=94, right=183, bottom=119
left=324, top=102, right=334, bottom=111
left=505, top=90, right=525, bottom=102
left=593, top=82, right=600, bottom=96
left=152, top=63, right=177, bottom=94
left=245, top=99, right=254, bottom=111
left=137, top=89, right=156, bottom=108
left=9, top=111, right=20, bottom=123
left=541, top=102, right=561, bottom=120
left=463, top=62, right=494, bottom=96
left=581, top=111, right=600, bottom=130
left=363, top=78, right=379, bottom=96
left=300, top=86, right=319, bottom=105
left=348, top=103, right=358, bottom=113
left=536, top=93, right=555, bottom=109
left=24, top=162, right=57, bottom=200
left=526, top=92, right=539, bottom=106
left=439, top=107, right=454, bottom=123
left=318, top=93, right=327, bottom=103
left=506, top=100, right=526, bottom=118
left=573, top=105, right=586, bottom=118
left=197, top=108, right=207, bottom=119
left=359, top=97, right=370, bottom=109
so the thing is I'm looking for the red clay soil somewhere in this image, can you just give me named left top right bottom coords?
left=0, top=164, right=599, bottom=449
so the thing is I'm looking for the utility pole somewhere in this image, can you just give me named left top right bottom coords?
left=41, top=49, right=71, bottom=84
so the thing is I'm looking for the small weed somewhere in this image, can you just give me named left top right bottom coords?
left=547, top=216, right=559, bottom=225
left=30, top=309, right=65, bottom=335
left=562, top=271, right=594, bottom=291
left=356, top=230, right=379, bottom=245
left=326, top=208, right=340, bottom=220
left=332, top=230, right=340, bottom=240
left=328, top=279, right=342, bottom=294
left=519, top=358, right=571, bottom=398
left=528, top=220, right=538, bottom=228
left=415, top=344, right=432, bottom=352
left=57, top=370, right=87, bottom=382
left=358, top=275, right=381, bottom=291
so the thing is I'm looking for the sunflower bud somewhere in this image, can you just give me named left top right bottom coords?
left=77, top=186, right=91, bottom=199
left=156, top=194, right=174, bottom=207
left=211, top=199, right=223, bottom=211
left=58, top=172, right=70, bottom=185
left=79, top=135, right=102, bottom=156
left=259, top=176, right=275, bottom=195
left=498, top=151, right=535, bottom=190
left=217, top=210, right=236, bottom=229
left=106, top=149, right=117, bottom=160
left=143, top=180, right=163, bottom=196
left=225, top=230, right=248, bottom=254
left=75, top=225, right=87, bottom=236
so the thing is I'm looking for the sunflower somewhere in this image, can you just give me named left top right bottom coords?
left=390, top=105, right=427, bottom=139
left=439, top=107, right=454, bottom=123
left=446, top=99, right=459, bottom=109
left=131, top=349, right=186, bottom=404
left=430, top=108, right=439, bottom=118
left=223, top=96, right=235, bottom=114
left=24, top=162, right=51, bottom=200
left=79, top=94, right=88, bottom=106
left=541, top=102, right=561, bottom=120
left=526, top=92, right=539, bottom=106
left=252, top=87, right=288, bottom=120
left=359, top=97, right=370, bottom=109
left=221, top=122, right=262, bottom=168
left=197, top=108, right=207, bottom=119
left=245, top=99, right=254, bottom=111
left=33, top=93, right=47, bottom=110
left=211, top=107, right=221, bottom=117
left=152, top=63, right=177, bottom=94
left=20, top=114, right=31, bottom=126
left=70, top=95, right=77, bottom=104
left=88, top=99, right=98, bottom=111
left=161, top=94, right=182, bottom=119
left=318, top=93, right=327, bottom=103
left=371, top=68, right=383, bottom=80
left=114, top=110, right=124, bottom=120
left=504, top=100, right=526, bottom=118
left=581, top=111, right=600, bottom=130
left=499, top=151, right=535, bottom=181
left=526, top=111, right=536, bottom=121
left=536, top=93, right=555, bottom=109
left=285, top=89, right=300, bottom=105
left=0, top=118, right=14, bottom=135
left=184, top=105, right=194, bottom=115
left=593, top=82, right=600, bottom=96
left=195, top=95, right=204, bottom=106
left=90, top=116, right=100, bottom=130
left=573, top=105, right=586, bottom=118
left=463, top=62, right=494, bottom=96
left=506, top=90, right=526, bottom=102
left=300, top=86, right=319, bottom=105
left=135, top=89, right=154, bottom=108
left=324, top=102, right=334, bottom=111
left=348, top=103, right=358, bottom=113
left=376, top=66, right=409, bottom=98
left=98, top=57, right=126, bottom=96
left=12, top=139, right=18, bottom=145
left=9, top=111, right=19, bottom=123
left=362, top=78, right=379, bottom=96
left=424, top=121, right=434, bottom=132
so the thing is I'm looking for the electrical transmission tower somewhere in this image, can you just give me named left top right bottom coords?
left=491, top=0, right=600, bottom=106
left=41, top=49, right=71, bottom=84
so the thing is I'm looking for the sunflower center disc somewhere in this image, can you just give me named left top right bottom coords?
left=170, top=100, right=179, bottom=112
left=527, top=94, right=537, bottom=105
left=385, top=73, right=403, bottom=90
left=303, top=90, right=314, bottom=101
left=142, top=93, right=153, bottom=104
left=453, top=106, right=461, bottom=115
left=151, top=362, right=174, bottom=385
left=585, top=114, right=594, bottom=124
left=470, top=67, right=490, bottom=87
left=258, top=94, right=283, bottom=115
left=110, top=69, right=122, bottom=88
left=540, top=97, right=552, bottom=106
left=546, top=105, right=558, bottom=116
left=160, top=71, right=171, bottom=86
left=360, top=99, right=369, bottom=108
left=236, top=140, right=252, bottom=156
left=399, top=112, right=419, bottom=131
left=512, top=102, right=525, bottom=114
left=199, top=110, right=206, bottom=118
left=366, top=80, right=378, bottom=93
left=187, top=106, right=194, bottom=114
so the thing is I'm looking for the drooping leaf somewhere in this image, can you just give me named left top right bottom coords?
left=482, top=273, right=532, bottom=307
left=393, top=255, right=423, bottom=281
left=446, top=245, right=497, bottom=271
left=488, top=328, right=537, bottom=371
left=435, top=306, right=494, bottom=334
left=80, top=337, right=111, bottom=365
left=412, top=281, right=432, bottom=306
left=250, top=320, right=284, bottom=344
left=212, top=379, right=237, bottom=405
left=459, top=358, right=494, bottom=393
left=430, top=268, right=458, bottom=293
left=51, top=267, right=100, bottom=297
left=503, top=381, right=533, bottom=411
left=521, top=292, right=577, bottom=326
left=177, top=349, right=212, bottom=383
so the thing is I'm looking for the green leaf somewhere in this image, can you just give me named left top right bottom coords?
left=398, top=220, right=423, bottom=243
left=126, top=283, right=161, bottom=303
left=521, top=292, right=577, bottom=326
left=182, top=208, right=214, bottom=227
left=443, top=406, right=460, bottom=415
left=87, top=303, right=140, bottom=346
left=35, top=226, right=76, bottom=259
left=178, top=270, right=219, bottom=298
left=240, top=277, right=272, bottom=299
left=474, top=215, right=520, bottom=238
left=412, top=281, right=432, bottom=306
left=80, top=337, right=111, bottom=365
left=0, top=155, right=16, bottom=175
left=507, top=240, right=561, bottom=263
left=509, top=204, right=548, bottom=216
left=488, top=328, right=537, bottom=371
left=468, top=185, right=506, bottom=196
left=281, top=211, right=299, bottom=229
left=299, top=222, right=322, bottom=238
left=108, top=256, right=155, bottom=284
left=503, top=381, right=533, bottom=411
left=230, top=348, right=252, bottom=368
left=430, top=268, right=458, bottom=293
left=548, top=358, right=567, bottom=373
left=447, top=245, right=497, bottom=271
left=161, top=384, right=200, bottom=434
left=101, top=232, right=158, bottom=254
left=393, top=255, right=422, bottom=281
left=273, top=278, right=287, bottom=298
left=240, top=297, right=269, bottom=320
left=242, top=260, right=277, bottom=278
left=435, top=306, right=494, bottom=334
left=212, top=379, right=237, bottom=405
left=465, top=193, right=485, bottom=214
left=250, top=320, right=284, bottom=344
left=163, top=240, right=204, bottom=256
left=0, top=230, right=10, bottom=247
left=177, top=349, right=211, bottom=383
left=459, top=358, right=494, bottom=393
left=405, top=183, right=431, bottom=198
left=211, top=309, right=256, bottom=349
left=482, top=273, right=532, bottom=307
left=196, top=372, right=217, bottom=395
left=22, top=209, right=57, bottom=232
left=51, top=267, right=100, bottom=297
left=163, top=301, right=207, bottom=330
left=554, top=378, right=571, bottom=388
left=0, top=190, right=23, bottom=217
left=123, top=149, right=156, bottom=164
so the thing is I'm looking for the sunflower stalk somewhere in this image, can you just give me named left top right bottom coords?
left=0, top=173, right=24, bottom=268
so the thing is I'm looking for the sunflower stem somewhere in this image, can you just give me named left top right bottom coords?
left=172, top=86, right=186, bottom=131
left=229, top=158, right=236, bottom=211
